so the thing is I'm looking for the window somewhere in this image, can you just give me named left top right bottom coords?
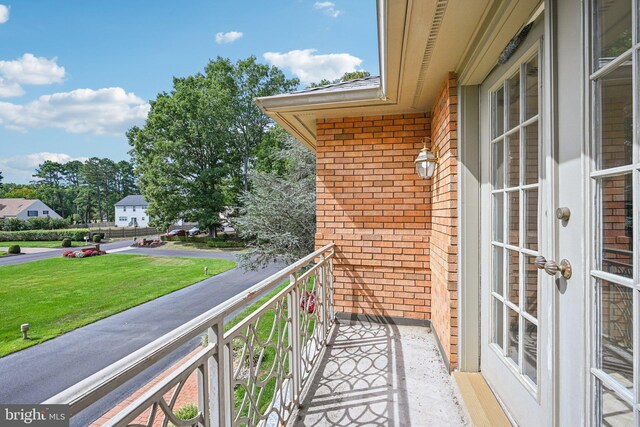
left=133, top=206, right=136, bottom=212
left=119, top=216, right=127, bottom=222
left=123, top=206, right=126, bottom=212
left=141, top=217, right=145, bottom=221
left=490, top=49, right=541, bottom=389
left=27, top=210, right=38, bottom=217
left=590, top=0, right=637, bottom=424
left=43, top=210, right=49, bottom=215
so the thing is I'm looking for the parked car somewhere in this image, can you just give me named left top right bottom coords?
left=188, top=227, right=200, bottom=236
left=166, top=229, right=187, bottom=237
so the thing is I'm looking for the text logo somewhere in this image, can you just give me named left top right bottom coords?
left=0, top=405, right=68, bottom=427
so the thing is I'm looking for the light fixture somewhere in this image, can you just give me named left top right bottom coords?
left=415, top=137, right=439, bottom=179
left=21, top=323, right=29, bottom=340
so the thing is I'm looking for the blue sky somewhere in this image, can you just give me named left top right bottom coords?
left=0, top=1, right=378, bottom=183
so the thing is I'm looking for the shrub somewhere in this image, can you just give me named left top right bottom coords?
left=2, top=218, right=26, bottom=232
left=206, top=241, right=245, bottom=248
left=62, top=238, right=72, bottom=247
left=24, top=217, right=70, bottom=231
left=0, top=229, right=89, bottom=242
left=63, top=249, right=105, bottom=259
left=7, top=245, right=20, bottom=254
left=93, top=234, right=102, bottom=243
left=174, top=404, right=199, bottom=421
left=26, top=217, right=51, bottom=230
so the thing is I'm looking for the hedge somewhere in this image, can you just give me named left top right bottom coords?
left=206, top=241, right=245, bottom=248
left=160, top=235, right=244, bottom=248
left=161, top=235, right=228, bottom=243
left=2, top=217, right=70, bottom=232
left=0, top=229, right=90, bottom=242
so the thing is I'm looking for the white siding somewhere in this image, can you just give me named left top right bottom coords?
left=114, top=206, right=150, bottom=227
left=15, top=200, right=62, bottom=220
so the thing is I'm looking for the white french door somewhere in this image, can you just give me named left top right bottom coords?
left=479, top=18, right=556, bottom=426
left=478, top=0, right=640, bottom=425
left=587, top=0, right=639, bottom=424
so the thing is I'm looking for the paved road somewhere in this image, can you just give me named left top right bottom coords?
left=0, top=239, right=136, bottom=266
left=0, top=248, right=284, bottom=426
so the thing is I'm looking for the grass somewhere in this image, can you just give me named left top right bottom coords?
left=223, top=277, right=317, bottom=419
left=0, top=254, right=236, bottom=357
left=0, top=241, right=87, bottom=248
left=225, top=281, right=288, bottom=418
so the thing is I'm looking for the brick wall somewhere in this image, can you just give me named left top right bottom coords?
left=429, top=73, right=459, bottom=370
left=315, top=113, right=432, bottom=320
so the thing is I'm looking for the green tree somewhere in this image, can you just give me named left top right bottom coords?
left=129, top=72, right=233, bottom=235
left=214, top=56, right=299, bottom=199
left=3, top=185, right=38, bottom=199
left=236, top=138, right=316, bottom=269
left=34, top=160, right=67, bottom=217
left=129, top=56, right=298, bottom=233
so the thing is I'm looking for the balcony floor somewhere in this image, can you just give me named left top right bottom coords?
left=292, top=317, right=470, bottom=427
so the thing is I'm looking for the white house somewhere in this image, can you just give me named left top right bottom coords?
left=114, top=195, right=150, bottom=227
left=0, top=198, right=62, bottom=220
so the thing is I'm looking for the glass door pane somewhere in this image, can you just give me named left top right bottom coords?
left=490, top=49, right=541, bottom=389
left=590, top=0, right=638, bottom=422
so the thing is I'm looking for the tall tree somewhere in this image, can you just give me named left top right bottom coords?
left=64, top=161, right=84, bottom=187
left=33, top=161, right=67, bottom=217
left=223, top=56, right=299, bottom=195
left=129, top=56, right=298, bottom=232
left=129, top=72, right=234, bottom=234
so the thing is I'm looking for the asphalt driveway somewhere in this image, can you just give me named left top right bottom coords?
left=0, top=239, right=136, bottom=266
left=0, top=247, right=283, bottom=426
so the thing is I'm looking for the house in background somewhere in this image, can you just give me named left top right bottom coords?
left=114, top=195, right=150, bottom=227
left=0, top=198, right=62, bottom=220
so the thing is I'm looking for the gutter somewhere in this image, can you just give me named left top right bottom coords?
left=255, top=0, right=389, bottom=114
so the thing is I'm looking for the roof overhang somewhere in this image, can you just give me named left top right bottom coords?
left=256, top=0, right=543, bottom=151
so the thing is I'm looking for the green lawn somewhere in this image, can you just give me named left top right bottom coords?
left=0, top=241, right=87, bottom=248
left=0, top=254, right=236, bottom=357
left=224, top=278, right=316, bottom=418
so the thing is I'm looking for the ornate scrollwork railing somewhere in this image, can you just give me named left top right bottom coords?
left=44, top=244, right=335, bottom=427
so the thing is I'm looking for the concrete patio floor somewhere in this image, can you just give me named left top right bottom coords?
left=292, top=318, right=470, bottom=427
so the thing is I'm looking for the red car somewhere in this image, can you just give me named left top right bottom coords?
left=166, top=229, right=187, bottom=237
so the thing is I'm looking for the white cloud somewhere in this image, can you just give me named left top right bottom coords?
left=215, top=31, right=243, bottom=44
left=0, top=53, right=65, bottom=85
left=0, top=152, right=88, bottom=184
left=0, top=78, right=24, bottom=98
left=0, top=87, right=150, bottom=135
left=313, top=1, right=341, bottom=18
left=0, top=54, right=66, bottom=98
left=263, top=49, right=362, bottom=84
left=0, top=5, right=9, bottom=24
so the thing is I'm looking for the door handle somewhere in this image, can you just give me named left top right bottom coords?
left=535, top=256, right=572, bottom=279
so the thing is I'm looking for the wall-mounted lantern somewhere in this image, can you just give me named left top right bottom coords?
left=414, top=137, right=440, bottom=179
